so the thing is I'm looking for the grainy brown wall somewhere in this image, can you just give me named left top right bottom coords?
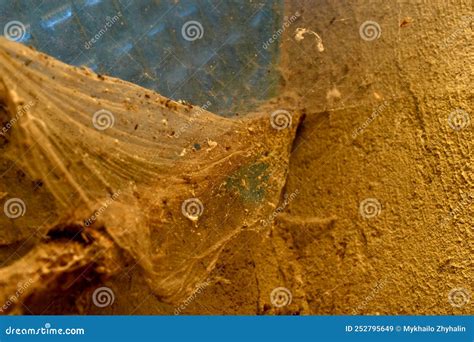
left=178, top=0, right=472, bottom=315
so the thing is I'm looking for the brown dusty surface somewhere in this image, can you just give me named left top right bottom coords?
left=182, top=0, right=473, bottom=315
left=0, top=36, right=302, bottom=313
left=0, top=0, right=472, bottom=315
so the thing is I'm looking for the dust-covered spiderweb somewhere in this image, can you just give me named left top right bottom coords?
left=0, top=38, right=299, bottom=304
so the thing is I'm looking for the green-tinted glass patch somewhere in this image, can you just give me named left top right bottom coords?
left=225, top=162, right=270, bottom=203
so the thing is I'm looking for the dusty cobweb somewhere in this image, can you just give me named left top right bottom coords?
left=0, top=37, right=302, bottom=308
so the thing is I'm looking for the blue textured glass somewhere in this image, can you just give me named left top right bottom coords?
left=0, top=0, right=283, bottom=116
